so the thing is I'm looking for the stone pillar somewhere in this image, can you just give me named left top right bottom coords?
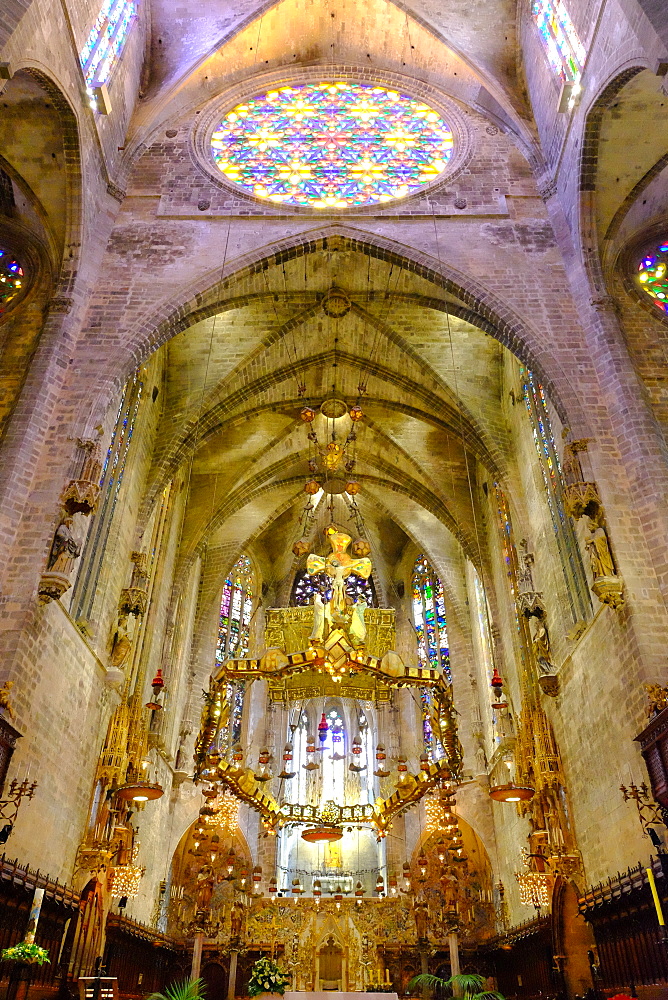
left=448, top=932, right=461, bottom=995
left=227, top=950, right=238, bottom=1000
left=191, top=932, right=204, bottom=981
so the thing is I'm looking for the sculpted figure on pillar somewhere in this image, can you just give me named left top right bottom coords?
left=38, top=512, right=83, bottom=604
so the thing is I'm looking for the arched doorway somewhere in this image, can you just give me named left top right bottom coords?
left=201, top=961, right=228, bottom=1000
left=318, top=936, right=344, bottom=990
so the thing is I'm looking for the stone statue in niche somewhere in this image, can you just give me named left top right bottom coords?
left=585, top=518, right=616, bottom=579
left=585, top=514, right=624, bottom=609
left=38, top=512, right=83, bottom=604
left=47, top=514, right=81, bottom=573
left=531, top=618, right=553, bottom=674
left=110, top=613, right=132, bottom=672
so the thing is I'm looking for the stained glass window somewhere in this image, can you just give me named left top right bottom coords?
left=636, top=241, right=668, bottom=315
left=72, top=370, right=144, bottom=620
left=216, top=555, right=254, bottom=662
left=412, top=555, right=450, bottom=680
left=79, top=0, right=136, bottom=93
left=0, top=251, right=24, bottom=314
left=520, top=368, right=591, bottom=621
left=532, top=0, right=585, bottom=83
left=290, top=568, right=376, bottom=606
left=210, top=82, right=454, bottom=209
left=321, top=706, right=345, bottom=806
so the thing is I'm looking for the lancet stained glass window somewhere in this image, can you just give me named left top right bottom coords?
left=211, top=82, right=454, bottom=209
left=520, top=368, right=591, bottom=621
left=79, top=0, right=137, bottom=90
left=532, top=0, right=585, bottom=82
left=0, top=251, right=24, bottom=314
left=412, top=555, right=450, bottom=680
left=636, top=241, right=668, bottom=314
left=217, top=555, right=254, bottom=662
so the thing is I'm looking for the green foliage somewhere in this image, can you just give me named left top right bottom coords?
left=146, top=978, right=205, bottom=1000
left=1, top=942, right=50, bottom=966
left=247, top=956, right=291, bottom=997
left=407, top=972, right=504, bottom=1000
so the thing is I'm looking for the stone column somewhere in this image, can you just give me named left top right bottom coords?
left=448, top=932, right=461, bottom=995
left=191, top=932, right=204, bottom=981
left=227, top=950, right=238, bottom=1000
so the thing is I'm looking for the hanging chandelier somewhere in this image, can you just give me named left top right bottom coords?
left=108, top=863, right=145, bottom=897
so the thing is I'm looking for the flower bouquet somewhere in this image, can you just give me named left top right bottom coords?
left=247, top=956, right=291, bottom=997
left=1, top=942, right=50, bottom=965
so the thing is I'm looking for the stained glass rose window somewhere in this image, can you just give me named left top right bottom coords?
left=211, top=82, right=454, bottom=209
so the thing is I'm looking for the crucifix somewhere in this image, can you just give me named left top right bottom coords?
left=306, top=525, right=372, bottom=618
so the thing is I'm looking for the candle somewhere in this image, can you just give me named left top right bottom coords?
left=647, top=866, right=665, bottom=926
left=385, top=969, right=391, bottom=984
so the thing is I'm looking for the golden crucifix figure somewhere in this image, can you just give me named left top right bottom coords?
left=306, top=525, right=372, bottom=617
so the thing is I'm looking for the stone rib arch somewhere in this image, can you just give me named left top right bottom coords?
left=80, top=226, right=590, bottom=445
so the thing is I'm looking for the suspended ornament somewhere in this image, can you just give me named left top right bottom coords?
left=301, top=407, right=316, bottom=422
left=355, top=881, right=364, bottom=898
left=490, top=667, right=508, bottom=708
left=291, top=878, right=303, bottom=895
left=345, top=481, right=360, bottom=495
left=254, top=747, right=273, bottom=782
left=318, top=713, right=329, bottom=745
left=351, top=537, right=371, bottom=557
left=437, top=840, right=447, bottom=863
left=349, top=735, right=365, bottom=772
left=303, top=734, right=320, bottom=771
left=397, top=756, right=408, bottom=782
left=146, top=668, right=165, bottom=710
left=268, top=877, right=278, bottom=894
left=418, top=854, right=428, bottom=877
left=349, top=404, right=364, bottom=422
left=313, top=879, right=322, bottom=898
left=253, top=865, right=262, bottom=883
left=304, top=480, right=320, bottom=495
left=301, top=826, right=343, bottom=843
left=292, top=538, right=310, bottom=557
left=420, top=752, right=430, bottom=772
left=279, top=743, right=296, bottom=779
left=388, top=874, right=398, bottom=896
left=375, top=875, right=385, bottom=896
left=374, top=744, right=390, bottom=778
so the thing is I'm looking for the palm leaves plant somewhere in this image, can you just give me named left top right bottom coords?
left=407, top=973, right=504, bottom=1000
left=146, top=978, right=205, bottom=1000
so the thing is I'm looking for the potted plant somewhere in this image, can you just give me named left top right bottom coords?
left=407, top=973, right=504, bottom=1000
left=247, top=956, right=291, bottom=999
left=146, top=978, right=205, bottom=1000
left=1, top=942, right=50, bottom=1000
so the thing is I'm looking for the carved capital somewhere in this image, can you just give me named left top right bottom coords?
left=563, top=481, right=601, bottom=520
